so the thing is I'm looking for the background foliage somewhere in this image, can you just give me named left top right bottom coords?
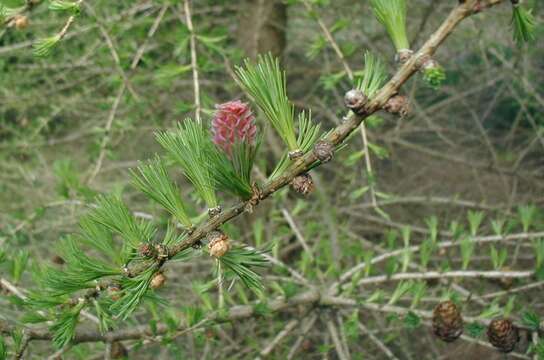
left=1, top=0, right=543, bottom=359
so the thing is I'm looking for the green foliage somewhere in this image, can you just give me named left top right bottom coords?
left=518, top=204, right=536, bottom=232
left=49, top=300, right=84, bottom=349
left=235, top=54, right=298, bottom=151
left=460, top=236, right=475, bottom=270
left=521, top=310, right=541, bottom=331
left=130, top=156, right=193, bottom=228
left=79, top=216, right=118, bottom=263
left=490, top=245, right=507, bottom=269
left=422, top=65, right=446, bottom=88
left=49, top=0, right=81, bottom=14
left=89, top=194, right=155, bottom=250
left=357, top=51, right=387, bottom=97
left=467, top=210, right=484, bottom=236
left=512, top=4, right=536, bottom=45
left=466, top=322, right=486, bottom=338
left=41, top=237, right=120, bottom=296
left=370, top=0, right=410, bottom=51
left=269, top=111, right=321, bottom=179
left=219, top=247, right=269, bottom=294
left=110, top=267, right=156, bottom=320
left=10, top=249, right=28, bottom=283
left=207, top=139, right=260, bottom=200
left=33, top=36, right=61, bottom=58
left=156, top=119, right=218, bottom=208
left=93, top=299, right=114, bottom=334
left=0, top=337, right=6, bottom=360
left=404, top=311, right=421, bottom=329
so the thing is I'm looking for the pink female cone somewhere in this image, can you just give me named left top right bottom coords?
left=212, top=100, right=256, bottom=154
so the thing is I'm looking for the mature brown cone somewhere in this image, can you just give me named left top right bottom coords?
left=110, top=341, right=128, bottom=359
left=291, top=173, right=314, bottom=195
left=384, top=95, right=410, bottom=117
left=150, top=272, right=166, bottom=289
left=207, top=230, right=230, bottom=258
left=13, top=15, right=29, bottom=30
left=487, top=318, right=519, bottom=353
left=432, top=300, right=464, bottom=342
left=313, top=140, right=334, bottom=163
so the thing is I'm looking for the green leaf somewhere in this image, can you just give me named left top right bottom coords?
left=370, top=0, right=409, bottom=51
left=521, top=310, right=541, bottom=331
left=512, top=4, right=536, bottom=45
left=49, top=301, right=85, bottom=348
left=156, top=119, right=217, bottom=208
left=357, top=51, right=387, bottom=97
left=49, top=0, right=80, bottom=14
left=33, top=35, right=61, bottom=58
left=111, top=267, right=156, bottom=320
left=518, top=204, right=536, bottom=232
left=460, top=236, right=475, bottom=270
left=404, top=311, right=421, bottom=329
left=235, top=54, right=298, bottom=151
left=130, top=156, right=193, bottom=228
left=88, top=194, right=155, bottom=249
left=219, top=247, right=268, bottom=294
left=206, top=138, right=260, bottom=199
left=466, top=322, right=485, bottom=338
left=422, top=64, right=446, bottom=88
left=10, top=249, right=28, bottom=283
left=41, top=237, right=121, bottom=296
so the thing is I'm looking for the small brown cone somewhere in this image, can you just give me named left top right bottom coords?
left=313, top=140, right=334, bottom=163
left=384, top=95, right=410, bottom=117
left=291, top=173, right=314, bottom=196
left=14, top=15, right=29, bottom=30
left=432, top=300, right=464, bottom=342
left=150, top=272, right=166, bottom=289
left=487, top=318, right=519, bottom=353
left=207, top=231, right=230, bottom=258
left=110, top=341, right=128, bottom=359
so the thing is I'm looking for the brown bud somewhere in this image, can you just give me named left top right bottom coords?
left=51, top=255, right=65, bottom=265
left=207, top=231, right=230, bottom=258
left=110, top=341, right=128, bottom=359
left=14, top=15, right=29, bottom=30
left=344, top=89, right=368, bottom=115
left=313, top=140, right=334, bottom=163
left=208, top=206, right=222, bottom=217
left=288, top=149, right=304, bottom=160
left=384, top=95, right=410, bottom=117
left=138, top=243, right=154, bottom=258
left=498, top=266, right=514, bottom=290
left=150, top=272, right=166, bottom=289
left=487, top=318, right=519, bottom=353
left=432, top=301, right=464, bottom=342
left=291, top=173, right=314, bottom=196
left=107, top=283, right=122, bottom=301
left=395, top=49, right=413, bottom=64
left=155, top=244, right=169, bottom=260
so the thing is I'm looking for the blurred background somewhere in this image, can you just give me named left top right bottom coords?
left=1, top=0, right=543, bottom=358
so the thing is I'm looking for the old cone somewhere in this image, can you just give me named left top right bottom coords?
left=291, top=173, right=314, bottom=195
left=313, top=140, right=334, bottom=163
left=487, top=318, right=519, bottom=353
left=14, top=15, right=29, bottom=30
left=207, top=230, right=230, bottom=258
left=384, top=94, right=410, bottom=117
left=110, top=341, right=128, bottom=359
left=150, top=272, right=166, bottom=289
left=432, top=300, right=463, bottom=342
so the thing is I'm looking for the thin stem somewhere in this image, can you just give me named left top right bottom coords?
left=183, top=0, right=201, bottom=124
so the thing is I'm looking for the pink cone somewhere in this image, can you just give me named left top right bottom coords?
left=212, top=100, right=256, bottom=153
